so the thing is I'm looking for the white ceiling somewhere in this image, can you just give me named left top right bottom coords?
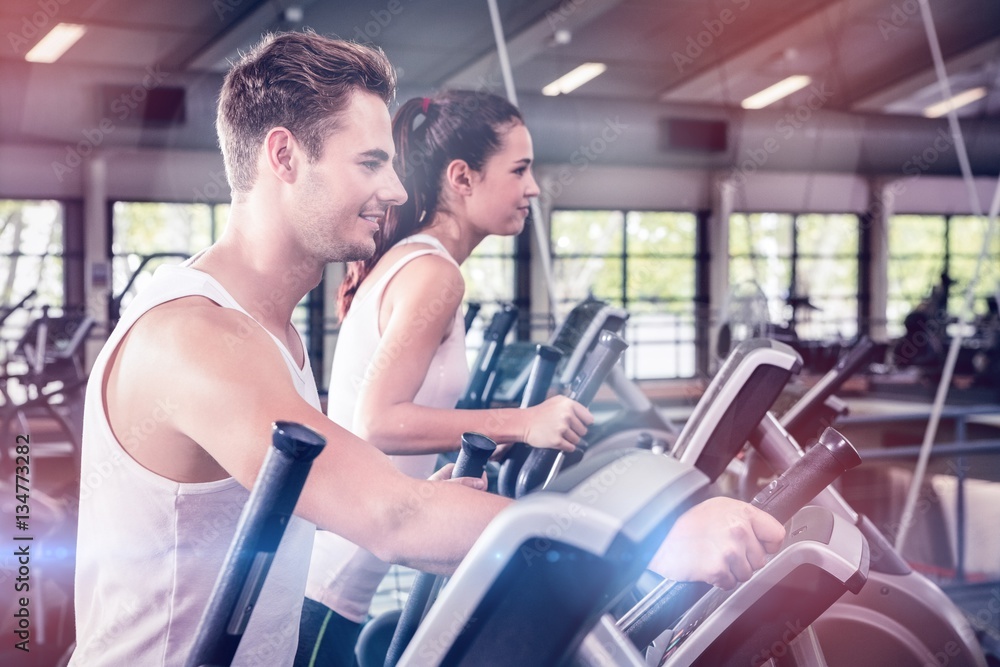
left=1, top=0, right=997, bottom=117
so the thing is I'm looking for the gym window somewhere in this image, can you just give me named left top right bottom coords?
left=458, top=233, right=518, bottom=368
left=110, top=201, right=227, bottom=321
left=1, top=199, right=76, bottom=404
left=729, top=212, right=860, bottom=342
left=461, top=234, right=516, bottom=307
left=886, top=214, right=999, bottom=339
left=111, top=201, right=331, bottom=386
left=1, top=199, right=67, bottom=333
left=550, top=209, right=698, bottom=380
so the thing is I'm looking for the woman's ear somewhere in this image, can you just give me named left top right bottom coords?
left=444, top=158, right=475, bottom=196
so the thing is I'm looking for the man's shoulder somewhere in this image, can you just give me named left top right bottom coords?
left=132, top=295, right=233, bottom=333
left=126, top=296, right=273, bottom=363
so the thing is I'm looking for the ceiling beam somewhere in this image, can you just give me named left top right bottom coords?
left=852, top=35, right=1000, bottom=112
left=658, top=0, right=885, bottom=104
left=183, top=0, right=320, bottom=73
left=441, top=0, right=623, bottom=90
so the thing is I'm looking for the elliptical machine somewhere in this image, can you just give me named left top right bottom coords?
left=617, top=338, right=987, bottom=666
left=744, top=339, right=989, bottom=667
left=494, top=298, right=680, bottom=497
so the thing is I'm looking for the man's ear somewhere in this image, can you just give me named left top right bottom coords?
left=444, top=158, right=476, bottom=197
left=263, top=127, right=300, bottom=184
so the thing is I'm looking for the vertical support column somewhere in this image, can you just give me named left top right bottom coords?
left=307, top=276, right=325, bottom=391
left=322, top=262, right=346, bottom=395
left=857, top=210, right=873, bottom=338
left=533, top=172, right=558, bottom=338
left=83, top=155, right=109, bottom=370
left=708, top=174, right=734, bottom=373
left=62, top=200, right=86, bottom=310
left=955, top=417, right=967, bottom=583
left=866, top=178, right=892, bottom=341
left=485, top=0, right=554, bottom=340
left=515, top=219, right=533, bottom=341
left=694, top=209, right=711, bottom=376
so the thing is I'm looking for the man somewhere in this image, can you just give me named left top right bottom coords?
left=71, top=30, right=783, bottom=666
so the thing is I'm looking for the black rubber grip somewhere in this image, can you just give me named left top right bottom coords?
left=271, top=421, right=327, bottom=462
left=566, top=330, right=629, bottom=406
left=521, top=344, right=563, bottom=409
left=749, top=427, right=861, bottom=524
left=187, top=422, right=326, bottom=667
left=453, top=432, right=498, bottom=479
left=498, top=346, right=563, bottom=498
left=383, top=574, right=435, bottom=667
left=621, top=427, right=862, bottom=651
left=514, top=333, right=628, bottom=497
left=384, top=433, right=498, bottom=667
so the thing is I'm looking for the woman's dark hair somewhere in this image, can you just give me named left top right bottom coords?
left=337, top=90, right=523, bottom=319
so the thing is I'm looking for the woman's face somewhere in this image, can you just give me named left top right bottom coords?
left=465, top=122, right=541, bottom=238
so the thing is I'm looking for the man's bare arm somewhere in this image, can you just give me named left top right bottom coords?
left=108, top=299, right=509, bottom=575
left=108, top=300, right=782, bottom=579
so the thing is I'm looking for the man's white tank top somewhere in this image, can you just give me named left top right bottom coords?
left=71, top=262, right=320, bottom=667
left=306, top=234, right=469, bottom=622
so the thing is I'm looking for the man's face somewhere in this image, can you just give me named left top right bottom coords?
left=294, top=90, right=407, bottom=263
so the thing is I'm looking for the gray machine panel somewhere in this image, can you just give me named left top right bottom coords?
left=651, top=506, right=869, bottom=667
left=398, top=451, right=709, bottom=667
left=671, top=339, right=802, bottom=481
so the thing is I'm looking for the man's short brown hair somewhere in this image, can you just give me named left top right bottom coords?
left=217, top=30, right=396, bottom=195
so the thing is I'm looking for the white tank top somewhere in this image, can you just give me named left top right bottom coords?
left=71, top=262, right=320, bottom=667
left=306, top=234, right=469, bottom=621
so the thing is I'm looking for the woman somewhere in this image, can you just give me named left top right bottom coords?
left=298, top=90, right=594, bottom=666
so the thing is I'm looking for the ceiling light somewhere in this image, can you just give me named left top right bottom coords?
left=922, top=87, right=988, bottom=118
left=741, top=75, right=812, bottom=109
left=25, top=23, right=87, bottom=63
left=542, top=62, right=607, bottom=96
